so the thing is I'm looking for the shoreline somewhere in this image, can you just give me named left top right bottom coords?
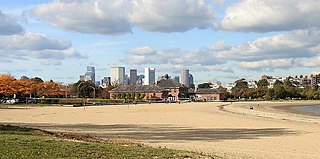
left=224, top=101, right=320, bottom=124
left=274, top=104, right=320, bottom=117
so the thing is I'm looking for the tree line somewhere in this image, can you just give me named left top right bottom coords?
left=198, top=78, right=320, bottom=100
left=0, top=74, right=114, bottom=100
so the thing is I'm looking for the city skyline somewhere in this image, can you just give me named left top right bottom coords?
left=1, top=1, right=320, bottom=85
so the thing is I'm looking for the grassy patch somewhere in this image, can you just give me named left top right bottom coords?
left=0, top=124, right=215, bottom=159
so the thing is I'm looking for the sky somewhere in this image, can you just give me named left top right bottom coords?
left=1, top=0, right=320, bottom=86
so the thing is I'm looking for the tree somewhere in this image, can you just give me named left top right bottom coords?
left=257, top=79, right=269, bottom=88
left=217, top=86, right=230, bottom=100
left=198, top=82, right=212, bottom=88
left=189, top=83, right=195, bottom=89
left=274, top=80, right=283, bottom=86
left=71, top=80, right=98, bottom=98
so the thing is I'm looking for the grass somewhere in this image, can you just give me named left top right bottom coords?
left=0, top=124, right=215, bottom=159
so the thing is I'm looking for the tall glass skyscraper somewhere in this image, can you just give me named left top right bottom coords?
left=80, top=66, right=95, bottom=84
left=181, top=69, right=190, bottom=87
left=144, top=67, right=155, bottom=85
left=130, top=69, right=137, bottom=85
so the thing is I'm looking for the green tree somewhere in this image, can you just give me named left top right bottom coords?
left=257, top=79, right=269, bottom=88
left=197, top=82, right=212, bottom=88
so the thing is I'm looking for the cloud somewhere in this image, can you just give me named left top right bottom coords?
left=209, top=41, right=231, bottom=51
left=128, top=46, right=156, bottom=55
left=221, top=0, right=320, bottom=32
left=0, top=11, right=86, bottom=63
left=129, top=0, right=215, bottom=32
left=32, top=0, right=215, bottom=34
left=32, top=0, right=132, bottom=35
left=218, top=29, right=320, bottom=62
left=239, top=58, right=294, bottom=71
left=124, top=28, right=320, bottom=72
left=297, top=56, right=320, bottom=68
left=0, top=33, right=86, bottom=61
left=0, top=11, right=24, bottom=35
left=124, top=46, right=224, bottom=66
left=0, top=33, right=71, bottom=51
left=41, top=60, right=62, bottom=66
left=29, top=48, right=86, bottom=60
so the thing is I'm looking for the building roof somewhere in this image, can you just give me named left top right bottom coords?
left=109, top=85, right=167, bottom=93
left=194, top=88, right=222, bottom=94
left=157, top=78, right=182, bottom=88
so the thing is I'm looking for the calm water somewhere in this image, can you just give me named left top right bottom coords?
left=292, top=105, right=320, bottom=116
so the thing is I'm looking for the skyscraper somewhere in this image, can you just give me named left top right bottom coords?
left=86, top=66, right=95, bottom=83
left=80, top=66, right=95, bottom=84
left=189, top=74, right=194, bottom=86
left=174, top=76, right=180, bottom=84
left=144, top=67, right=155, bottom=85
left=181, top=69, right=190, bottom=87
left=130, top=69, right=137, bottom=85
left=110, top=67, right=125, bottom=85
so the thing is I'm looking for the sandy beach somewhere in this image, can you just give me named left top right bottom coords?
left=1, top=101, right=320, bottom=159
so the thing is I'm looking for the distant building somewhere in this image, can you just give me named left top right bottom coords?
left=189, top=74, right=194, bottom=86
left=130, top=69, right=137, bottom=85
left=181, top=69, right=190, bottom=87
left=144, top=67, right=155, bottom=85
left=247, top=80, right=257, bottom=89
left=189, top=88, right=222, bottom=101
left=261, top=75, right=273, bottom=80
left=80, top=66, right=95, bottom=84
left=311, top=74, right=320, bottom=87
left=110, top=67, right=125, bottom=85
left=137, top=75, right=144, bottom=85
left=109, top=85, right=168, bottom=100
left=157, top=77, right=188, bottom=101
left=101, top=77, right=111, bottom=88
left=174, top=76, right=180, bottom=84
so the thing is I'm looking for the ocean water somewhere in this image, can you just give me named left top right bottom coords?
left=292, top=105, right=320, bottom=116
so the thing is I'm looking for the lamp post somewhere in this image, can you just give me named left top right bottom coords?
left=77, top=82, right=85, bottom=98
left=89, top=86, right=96, bottom=99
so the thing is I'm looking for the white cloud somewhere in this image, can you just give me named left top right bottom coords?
left=0, top=33, right=86, bottom=61
left=128, top=46, right=156, bottom=55
left=218, top=29, right=320, bottom=62
left=0, top=11, right=24, bottom=35
left=221, top=0, right=320, bottom=32
left=32, top=0, right=216, bottom=34
left=41, top=60, right=62, bottom=66
left=124, top=46, right=224, bottom=66
left=209, top=41, right=231, bottom=51
left=239, top=58, right=294, bottom=71
left=129, top=0, right=215, bottom=32
left=0, top=33, right=71, bottom=51
left=32, top=0, right=132, bottom=35
left=298, top=56, right=320, bottom=68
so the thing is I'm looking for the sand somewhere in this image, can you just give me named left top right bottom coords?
left=1, top=101, right=320, bottom=159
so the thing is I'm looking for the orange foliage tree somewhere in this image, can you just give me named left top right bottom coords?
left=0, top=74, right=68, bottom=99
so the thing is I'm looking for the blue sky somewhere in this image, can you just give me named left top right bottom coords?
left=1, top=0, right=320, bottom=85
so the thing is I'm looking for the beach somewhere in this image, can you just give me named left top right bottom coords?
left=1, top=101, right=320, bottom=159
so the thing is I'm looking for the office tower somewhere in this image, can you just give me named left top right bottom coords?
left=137, top=75, right=145, bottom=85
left=101, top=77, right=111, bottom=87
left=130, top=69, right=137, bottom=85
left=181, top=69, right=190, bottom=87
left=144, top=67, right=155, bottom=85
left=86, top=66, right=95, bottom=83
left=189, top=74, right=194, bottom=85
left=80, top=66, right=95, bottom=84
left=110, top=67, right=125, bottom=85
left=174, top=76, right=180, bottom=84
